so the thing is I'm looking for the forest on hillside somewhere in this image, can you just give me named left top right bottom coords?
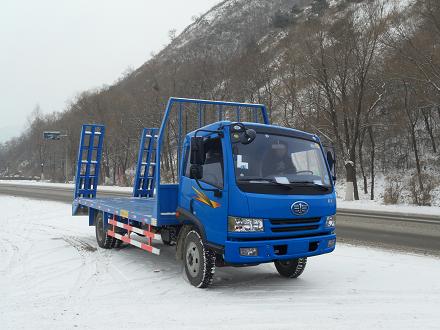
left=1, top=0, right=439, bottom=205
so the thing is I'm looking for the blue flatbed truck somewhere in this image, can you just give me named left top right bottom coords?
left=72, top=97, right=337, bottom=288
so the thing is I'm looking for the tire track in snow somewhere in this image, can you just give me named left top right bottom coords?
left=0, top=238, right=20, bottom=274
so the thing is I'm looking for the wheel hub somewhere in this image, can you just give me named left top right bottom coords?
left=186, top=242, right=200, bottom=278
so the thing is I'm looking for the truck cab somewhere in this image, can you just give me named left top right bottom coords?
left=178, top=121, right=336, bottom=271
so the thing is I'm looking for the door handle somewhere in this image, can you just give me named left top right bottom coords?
left=190, top=198, right=194, bottom=214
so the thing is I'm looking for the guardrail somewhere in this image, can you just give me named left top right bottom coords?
left=0, top=182, right=130, bottom=202
left=337, top=208, right=440, bottom=225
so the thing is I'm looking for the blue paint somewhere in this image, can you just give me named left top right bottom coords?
left=133, top=127, right=159, bottom=198
left=73, top=124, right=105, bottom=215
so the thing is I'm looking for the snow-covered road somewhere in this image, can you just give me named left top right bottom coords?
left=0, top=196, right=439, bottom=329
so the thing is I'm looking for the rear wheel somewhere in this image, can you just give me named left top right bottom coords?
left=274, top=258, right=307, bottom=278
left=95, top=212, right=114, bottom=249
left=113, top=239, right=123, bottom=248
left=162, top=237, right=174, bottom=246
left=184, top=230, right=216, bottom=288
left=112, top=227, right=126, bottom=248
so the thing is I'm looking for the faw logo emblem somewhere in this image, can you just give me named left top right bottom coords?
left=192, top=187, right=221, bottom=208
left=291, top=201, right=309, bottom=215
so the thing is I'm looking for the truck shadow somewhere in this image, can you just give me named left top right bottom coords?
left=118, top=243, right=310, bottom=292
left=212, top=267, right=308, bottom=292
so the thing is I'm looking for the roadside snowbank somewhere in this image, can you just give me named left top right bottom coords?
left=0, top=180, right=132, bottom=193
left=0, top=196, right=439, bottom=329
left=337, top=198, right=440, bottom=216
left=335, top=173, right=440, bottom=215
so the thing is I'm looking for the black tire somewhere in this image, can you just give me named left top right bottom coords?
left=113, top=239, right=123, bottom=248
left=274, top=258, right=307, bottom=278
left=161, top=227, right=176, bottom=246
left=184, top=230, right=216, bottom=288
left=95, top=212, right=115, bottom=249
left=112, top=227, right=126, bottom=248
left=162, top=237, right=175, bottom=246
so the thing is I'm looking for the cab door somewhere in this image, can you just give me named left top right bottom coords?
left=179, top=136, right=228, bottom=245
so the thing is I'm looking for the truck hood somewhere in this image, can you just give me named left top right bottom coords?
left=247, top=192, right=336, bottom=218
left=228, top=185, right=336, bottom=218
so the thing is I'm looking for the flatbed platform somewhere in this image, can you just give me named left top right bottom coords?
left=73, top=196, right=179, bottom=226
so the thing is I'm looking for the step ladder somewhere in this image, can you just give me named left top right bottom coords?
left=74, top=124, right=105, bottom=199
left=133, top=128, right=158, bottom=198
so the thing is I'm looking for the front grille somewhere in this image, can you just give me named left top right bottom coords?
left=269, top=217, right=321, bottom=234
left=271, top=225, right=320, bottom=232
left=270, top=217, right=321, bottom=225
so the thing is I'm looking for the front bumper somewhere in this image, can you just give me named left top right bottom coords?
left=224, top=233, right=336, bottom=264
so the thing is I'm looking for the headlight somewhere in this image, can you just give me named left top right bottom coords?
left=228, top=217, right=264, bottom=232
left=325, top=215, right=336, bottom=227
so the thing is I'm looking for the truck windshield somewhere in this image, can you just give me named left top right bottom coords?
left=232, top=131, right=332, bottom=194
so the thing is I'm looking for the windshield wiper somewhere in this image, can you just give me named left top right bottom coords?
left=289, top=181, right=331, bottom=191
left=238, top=178, right=331, bottom=191
left=237, top=177, right=293, bottom=190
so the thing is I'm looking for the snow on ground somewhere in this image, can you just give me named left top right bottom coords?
left=0, top=196, right=439, bottom=329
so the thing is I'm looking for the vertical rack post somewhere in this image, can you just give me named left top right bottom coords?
left=74, top=124, right=105, bottom=199
left=133, top=128, right=158, bottom=198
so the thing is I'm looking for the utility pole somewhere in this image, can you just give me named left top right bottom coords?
left=61, top=131, right=69, bottom=183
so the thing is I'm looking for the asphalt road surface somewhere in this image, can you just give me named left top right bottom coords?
left=1, top=181, right=439, bottom=256
left=336, top=210, right=440, bottom=255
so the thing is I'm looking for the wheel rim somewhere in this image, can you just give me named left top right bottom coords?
left=186, top=241, right=200, bottom=278
left=96, top=216, right=104, bottom=241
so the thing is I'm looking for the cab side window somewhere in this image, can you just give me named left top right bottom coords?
left=201, top=137, right=224, bottom=188
left=184, top=137, right=224, bottom=189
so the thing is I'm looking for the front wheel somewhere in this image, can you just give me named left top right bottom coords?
left=274, top=258, right=307, bottom=278
left=184, top=230, right=216, bottom=288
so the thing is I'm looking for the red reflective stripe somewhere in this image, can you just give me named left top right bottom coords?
left=121, top=236, right=131, bottom=243
left=105, top=218, right=159, bottom=255
left=141, top=243, right=153, bottom=252
left=143, top=231, right=155, bottom=239
left=107, top=219, right=158, bottom=239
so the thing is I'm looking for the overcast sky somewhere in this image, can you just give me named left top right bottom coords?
left=0, top=0, right=219, bottom=142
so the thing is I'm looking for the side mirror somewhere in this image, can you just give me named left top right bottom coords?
left=327, top=151, right=334, bottom=170
left=190, top=137, right=205, bottom=165
left=189, top=164, right=203, bottom=180
left=325, top=148, right=336, bottom=181
left=240, top=129, right=256, bottom=145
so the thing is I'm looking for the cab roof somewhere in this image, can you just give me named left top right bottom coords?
left=187, top=121, right=319, bottom=142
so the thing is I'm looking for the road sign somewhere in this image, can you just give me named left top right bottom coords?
left=43, top=131, right=61, bottom=140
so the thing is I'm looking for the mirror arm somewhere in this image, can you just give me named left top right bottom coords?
left=229, top=122, right=246, bottom=132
